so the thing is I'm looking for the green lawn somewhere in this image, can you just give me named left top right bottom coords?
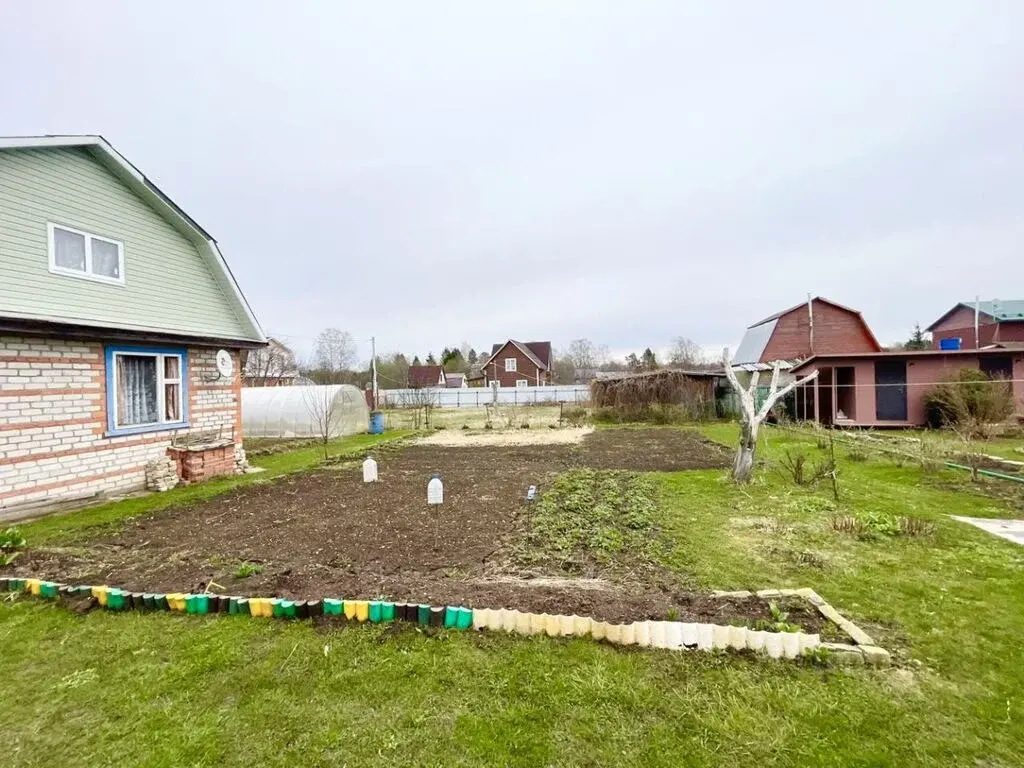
left=3, top=425, right=1024, bottom=767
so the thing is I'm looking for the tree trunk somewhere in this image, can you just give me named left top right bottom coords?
left=732, top=420, right=757, bottom=483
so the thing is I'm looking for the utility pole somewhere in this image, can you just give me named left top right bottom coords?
left=370, top=335, right=378, bottom=410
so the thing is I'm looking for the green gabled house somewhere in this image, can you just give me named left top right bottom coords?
left=0, top=135, right=267, bottom=512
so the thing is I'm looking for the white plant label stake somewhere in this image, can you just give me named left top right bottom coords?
left=362, top=457, right=378, bottom=483
left=427, top=473, right=444, bottom=505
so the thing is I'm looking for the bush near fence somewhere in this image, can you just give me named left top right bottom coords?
left=590, top=370, right=719, bottom=423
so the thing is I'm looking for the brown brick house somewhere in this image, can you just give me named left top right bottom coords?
left=481, top=340, right=553, bottom=387
left=926, top=300, right=1024, bottom=350
left=734, top=297, right=882, bottom=367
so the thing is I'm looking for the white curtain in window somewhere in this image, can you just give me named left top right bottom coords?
left=92, top=239, right=120, bottom=278
left=117, top=355, right=158, bottom=426
left=54, top=228, right=86, bottom=271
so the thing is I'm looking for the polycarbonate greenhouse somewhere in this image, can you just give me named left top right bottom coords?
left=241, top=384, right=369, bottom=438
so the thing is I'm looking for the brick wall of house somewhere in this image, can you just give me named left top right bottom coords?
left=762, top=300, right=880, bottom=362
left=483, top=344, right=549, bottom=387
left=930, top=306, right=994, bottom=349
left=0, top=335, right=243, bottom=508
left=930, top=306, right=1024, bottom=348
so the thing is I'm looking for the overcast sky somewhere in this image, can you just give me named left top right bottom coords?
left=2, top=2, right=1022, bottom=364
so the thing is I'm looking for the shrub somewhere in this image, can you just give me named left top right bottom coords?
left=923, top=368, right=1016, bottom=439
left=560, top=406, right=589, bottom=427
left=592, top=403, right=692, bottom=425
left=829, top=513, right=934, bottom=540
left=845, top=447, right=869, bottom=462
left=234, top=561, right=264, bottom=579
left=778, top=450, right=835, bottom=487
left=898, top=516, right=936, bottom=537
left=0, top=526, right=26, bottom=566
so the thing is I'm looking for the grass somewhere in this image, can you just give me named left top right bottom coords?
left=18, top=431, right=413, bottom=547
left=3, top=423, right=1024, bottom=766
left=233, top=561, right=264, bottom=579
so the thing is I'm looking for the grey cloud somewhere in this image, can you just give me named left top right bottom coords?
left=2, top=2, right=1022, bottom=359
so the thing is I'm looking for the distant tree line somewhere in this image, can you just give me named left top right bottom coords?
left=297, top=328, right=713, bottom=388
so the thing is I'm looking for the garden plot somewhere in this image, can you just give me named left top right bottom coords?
left=10, top=429, right=823, bottom=627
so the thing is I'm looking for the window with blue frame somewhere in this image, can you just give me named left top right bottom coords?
left=105, top=346, right=188, bottom=434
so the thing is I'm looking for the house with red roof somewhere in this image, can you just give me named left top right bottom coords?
left=407, top=364, right=446, bottom=389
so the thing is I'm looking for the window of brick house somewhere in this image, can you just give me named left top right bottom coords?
left=106, top=346, right=188, bottom=434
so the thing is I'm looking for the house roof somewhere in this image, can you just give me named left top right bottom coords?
left=595, top=368, right=724, bottom=384
left=746, top=297, right=865, bottom=329
left=983, top=341, right=1024, bottom=350
left=482, top=340, right=552, bottom=370
left=731, top=360, right=799, bottom=372
left=408, top=365, right=445, bottom=387
left=790, top=347, right=1020, bottom=373
left=926, top=300, right=1024, bottom=330
left=0, top=135, right=265, bottom=344
left=732, top=319, right=779, bottom=365
left=733, top=296, right=881, bottom=364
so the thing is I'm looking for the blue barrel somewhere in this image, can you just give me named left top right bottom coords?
left=369, top=411, right=385, bottom=434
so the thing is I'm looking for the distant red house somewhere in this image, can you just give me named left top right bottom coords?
left=733, top=297, right=882, bottom=368
left=407, top=365, right=446, bottom=388
left=927, top=300, right=1024, bottom=350
left=481, top=340, right=553, bottom=387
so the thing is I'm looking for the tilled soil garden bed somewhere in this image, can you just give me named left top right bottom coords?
left=8, top=429, right=829, bottom=629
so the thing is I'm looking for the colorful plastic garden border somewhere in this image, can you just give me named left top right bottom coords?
left=1, top=577, right=888, bottom=663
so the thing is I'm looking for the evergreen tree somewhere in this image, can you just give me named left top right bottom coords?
left=411, top=355, right=422, bottom=366
left=641, top=347, right=658, bottom=371
left=467, top=348, right=478, bottom=365
left=442, top=349, right=465, bottom=372
left=426, top=352, right=437, bottom=366
left=905, top=323, right=930, bottom=350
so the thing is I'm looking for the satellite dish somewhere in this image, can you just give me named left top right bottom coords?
left=215, top=350, right=234, bottom=378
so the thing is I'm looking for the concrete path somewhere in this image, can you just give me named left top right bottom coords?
left=952, top=516, right=1024, bottom=547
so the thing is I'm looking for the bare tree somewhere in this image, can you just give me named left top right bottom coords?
left=668, top=336, right=704, bottom=368
left=243, top=339, right=296, bottom=386
left=397, top=387, right=437, bottom=429
left=568, top=338, right=610, bottom=372
left=314, top=328, right=356, bottom=379
left=551, top=353, right=577, bottom=384
left=722, top=349, right=818, bottom=483
left=301, top=384, right=340, bottom=460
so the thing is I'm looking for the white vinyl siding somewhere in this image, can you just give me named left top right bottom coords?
left=505, top=358, right=517, bottom=372
left=0, top=147, right=252, bottom=339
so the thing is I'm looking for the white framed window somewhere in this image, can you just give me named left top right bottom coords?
left=516, top=378, right=529, bottom=388
left=48, top=222, right=125, bottom=285
left=106, top=346, right=187, bottom=433
left=505, top=357, right=517, bottom=372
